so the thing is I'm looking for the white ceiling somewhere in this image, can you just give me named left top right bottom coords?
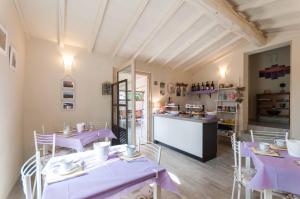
left=14, top=0, right=300, bottom=71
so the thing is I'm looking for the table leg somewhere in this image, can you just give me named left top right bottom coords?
left=245, top=157, right=251, bottom=199
left=264, top=189, right=272, bottom=199
left=153, top=182, right=161, bottom=199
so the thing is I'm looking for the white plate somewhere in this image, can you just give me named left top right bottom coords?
left=122, top=151, right=141, bottom=158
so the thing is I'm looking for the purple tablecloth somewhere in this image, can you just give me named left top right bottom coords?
left=42, top=150, right=178, bottom=199
left=55, top=129, right=116, bottom=152
left=241, top=142, right=300, bottom=195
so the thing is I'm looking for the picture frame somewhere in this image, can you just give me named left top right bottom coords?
left=62, top=90, right=75, bottom=100
left=62, top=79, right=75, bottom=89
left=62, top=101, right=75, bottom=110
left=9, top=46, right=17, bottom=71
left=0, top=24, right=8, bottom=56
left=102, top=81, right=112, bottom=95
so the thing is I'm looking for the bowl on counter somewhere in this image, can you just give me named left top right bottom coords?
left=287, top=139, right=300, bottom=158
left=205, top=111, right=217, bottom=119
left=168, top=111, right=179, bottom=116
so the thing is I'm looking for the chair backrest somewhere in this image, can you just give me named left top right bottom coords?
left=20, top=151, right=42, bottom=199
left=231, top=133, right=242, bottom=182
left=88, top=121, right=108, bottom=130
left=250, top=129, right=288, bottom=143
left=138, top=138, right=162, bottom=164
left=34, top=131, right=56, bottom=157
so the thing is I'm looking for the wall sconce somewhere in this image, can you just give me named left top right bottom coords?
left=63, top=55, right=73, bottom=72
left=219, top=67, right=227, bottom=79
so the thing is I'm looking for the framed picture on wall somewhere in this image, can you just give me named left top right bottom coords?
left=9, top=46, right=17, bottom=71
left=61, top=76, right=76, bottom=111
left=0, top=24, right=8, bottom=56
left=63, top=101, right=75, bottom=110
left=63, top=90, right=75, bottom=100
left=62, top=79, right=75, bottom=89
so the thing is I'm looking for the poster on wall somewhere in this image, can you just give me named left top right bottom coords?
left=0, top=24, right=7, bottom=56
left=167, top=83, right=175, bottom=94
left=102, top=81, right=112, bottom=95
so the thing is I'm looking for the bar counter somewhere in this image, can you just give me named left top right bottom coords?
left=153, top=114, right=217, bottom=162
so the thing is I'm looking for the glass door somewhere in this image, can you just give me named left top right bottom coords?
left=111, top=80, right=128, bottom=145
left=117, top=61, right=136, bottom=145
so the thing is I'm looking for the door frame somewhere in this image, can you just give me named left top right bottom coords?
left=136, top=71, right=152, bottom=142
left=115, top=59, right=136, bottom=144
left=111, top=79, right=128, bottom=145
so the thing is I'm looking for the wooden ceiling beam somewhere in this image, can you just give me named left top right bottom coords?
left=189, top=0, right=266, bottom=46
left=147, top=13, right=204, bottom=64
left=164, top=22, right=216, bottom=65
left=237, top=0, right=277, bottom=11
left=184, top=36, right=241, bottom=71
left=58, top=0, right=66, bottom=48
left=172, top=31, right=229, bottom=69
left=112, top=0, right=150, bottom=58
left=88, top=0, right=109, bottom=53
left=132, top=0, right=185, bottom=60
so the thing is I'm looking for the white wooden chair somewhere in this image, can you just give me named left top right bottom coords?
left=138, top=137, right=162, bottom=164
left=20, top=151, right=42, bottom=199
left=231, top=133, right=258, bottom=199
left=122, top=138, right=162, bottom=199
left=250, top=129, right=289, bottom=143
left=88, top=121, right=109, bottom=130
left=34, top=131, right=56, bottom=158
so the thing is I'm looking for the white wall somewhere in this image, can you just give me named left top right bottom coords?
left=136, top=61, right=191, bottom=108
left=0, top=0, right=27, bottom=197
left=191, top=31, right=300, bottom=139
left=23, top=38, right=114, bottom=158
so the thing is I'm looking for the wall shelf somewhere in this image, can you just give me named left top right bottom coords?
left=188, top=89, right=217, bottom=95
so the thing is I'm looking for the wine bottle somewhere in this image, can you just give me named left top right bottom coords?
left=210, top=81, right=215, bottom=90
left=197, top=83, right=200, bottom=91
left=206, top=81, right=209, bottom=90
left=201, top=82, right=204, bottom=90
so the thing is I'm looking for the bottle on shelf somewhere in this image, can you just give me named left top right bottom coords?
left=197, top=83, right=200, bottom=91
left=210, top=81, right=215, bottom=90
left=206, top=81, right=209, bottom=90
left=201, top=82, right=204, bottom=90
left=191, top=84, right=194, bottom=92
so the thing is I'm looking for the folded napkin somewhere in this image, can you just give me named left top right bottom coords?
left=119, top=152, right=145, bottom=162
left=46, top=161, right=85, bottom=184
left=251, top=147, right=281, bottom=157
left=270, top=144, right=287, bottom=151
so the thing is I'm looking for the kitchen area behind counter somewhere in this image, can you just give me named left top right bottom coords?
left=152, top=82, right=242, bottom=162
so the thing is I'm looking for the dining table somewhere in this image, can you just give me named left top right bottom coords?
left=241, top=142, right=300, bottom=199
left=54, top=129, right=117, bottom=152
left=42, top=144, right=179, bottom=199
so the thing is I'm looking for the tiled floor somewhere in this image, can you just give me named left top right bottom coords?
left=8, top=143, right=262, bottom=199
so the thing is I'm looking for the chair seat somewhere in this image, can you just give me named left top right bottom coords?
left=235, top=167, right=256, bottom=185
